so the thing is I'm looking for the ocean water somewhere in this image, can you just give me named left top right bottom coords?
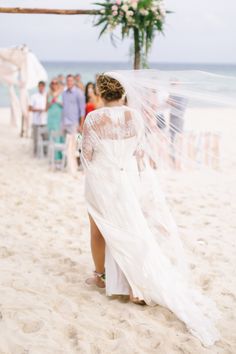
left=0, top=61, right=236, bottom=107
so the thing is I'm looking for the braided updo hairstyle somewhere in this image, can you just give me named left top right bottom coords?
left=97, top=74, right=125, bottom=102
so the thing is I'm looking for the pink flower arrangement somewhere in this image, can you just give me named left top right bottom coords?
left=97, top=0, right=167, bottom=29
left=95, top=0, right=169, bottom=65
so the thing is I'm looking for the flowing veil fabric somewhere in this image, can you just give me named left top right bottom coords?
left=81, top=70, right=236, bottom=346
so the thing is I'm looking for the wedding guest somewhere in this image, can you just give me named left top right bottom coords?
left=85, top=82, right=99, bottom=117
left=62, top=74, right=85, bottom=132
left=75, top=73, right=85, bottom=92
left=47, top=78, right=63, bottom=161
left=29, top=81, right=47, bottom=157
left=62, top=74, right=85, bottom=174
left=156, top=90, right=169, bottom=130
left=168, top=80, right=188, bottom=143
left=168, top=79, right=188, bottom=169
left=169, top=96, right=187, bottom=141
left=94, top=74, right=104, bottom=110
left=155, top=89, right=170, bottom=168
left=57, top=74, right=66, bottom=92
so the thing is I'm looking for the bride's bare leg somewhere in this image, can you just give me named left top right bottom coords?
left=89, top=214, right=105, bottom=273
left=86, top=214, right=106, bottom=288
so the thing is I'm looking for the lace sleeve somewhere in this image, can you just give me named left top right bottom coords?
left=81, top=119, right=94, bottom=164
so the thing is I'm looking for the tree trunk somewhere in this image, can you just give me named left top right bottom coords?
left=133, top=28, right=141, bottom=70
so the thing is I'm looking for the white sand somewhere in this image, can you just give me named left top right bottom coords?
left=0, top=107, right=236, bottom=354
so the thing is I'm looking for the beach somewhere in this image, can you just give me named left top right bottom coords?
left=0, top=107, right=236, bottom=354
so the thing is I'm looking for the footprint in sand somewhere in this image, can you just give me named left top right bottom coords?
left=106, top=328, right=125, bottom=340
left=200, top=277, right=211, bottom=290
left=21, top=320, right=44, bottom=333
left=197, top=238, right=208, bottom=246
left=63, top=257, right=77, bottom=267
left=221, top=292, right=236, bottom=302
left=190, top=263, right=196, bottom=270
left=67, top=324, right=78, bottom=339
left=68, top=246, right=82, bottom=255
left=66, top=325, right=87, bottom=349
left=181, top=210, right=191, bottom=216
left=0, top=246, right=15, bottom=258
left=65, top=273, right=81, bottom=284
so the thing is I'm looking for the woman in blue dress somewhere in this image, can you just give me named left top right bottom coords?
left=47, top=79, right=63, bottom=160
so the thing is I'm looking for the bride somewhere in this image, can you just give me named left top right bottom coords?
left=81, top=72, right=220, bottom=346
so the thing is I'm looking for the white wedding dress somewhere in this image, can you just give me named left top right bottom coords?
left=81, top=105, right=219, bottom=346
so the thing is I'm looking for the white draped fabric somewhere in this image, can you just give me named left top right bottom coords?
left=81, top=102, right=220, bottom=346
left=0, top=45, right=47, bottom=130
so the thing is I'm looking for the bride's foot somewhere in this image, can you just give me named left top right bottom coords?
left=129, top=293, right=146, bottom=306
left=85, top=271, right=106, bottom=289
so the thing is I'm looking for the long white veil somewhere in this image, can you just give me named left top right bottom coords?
left=81, top=69, right=236, bottom=346
left=107, top=69, right=236, bottom=171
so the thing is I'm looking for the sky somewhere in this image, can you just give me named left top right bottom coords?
left=0, top=0, right=235, bottom=63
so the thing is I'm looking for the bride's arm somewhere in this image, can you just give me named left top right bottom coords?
left=81, top=122, right=94, bottom=162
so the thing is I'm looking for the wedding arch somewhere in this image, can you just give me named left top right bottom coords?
left=0, top=1, right=170, bottom=69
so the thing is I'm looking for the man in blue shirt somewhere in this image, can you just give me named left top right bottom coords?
left=62, top=75, right=85, bottom=174
left=62, top=74, right=85, bottom=134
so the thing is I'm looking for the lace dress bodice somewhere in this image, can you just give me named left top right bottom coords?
left=81, top=106, right=143, bottom=170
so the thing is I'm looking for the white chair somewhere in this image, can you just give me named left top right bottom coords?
left=37, top=126, right=49, bottom=159
left=48, top=131, right=67, bottom=171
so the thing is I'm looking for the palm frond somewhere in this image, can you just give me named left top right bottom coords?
left=99, top=22, right=109, bottom=38
left=93, top=2, right=111, bottom=7
left=94, top=16, right=107, bottom=26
